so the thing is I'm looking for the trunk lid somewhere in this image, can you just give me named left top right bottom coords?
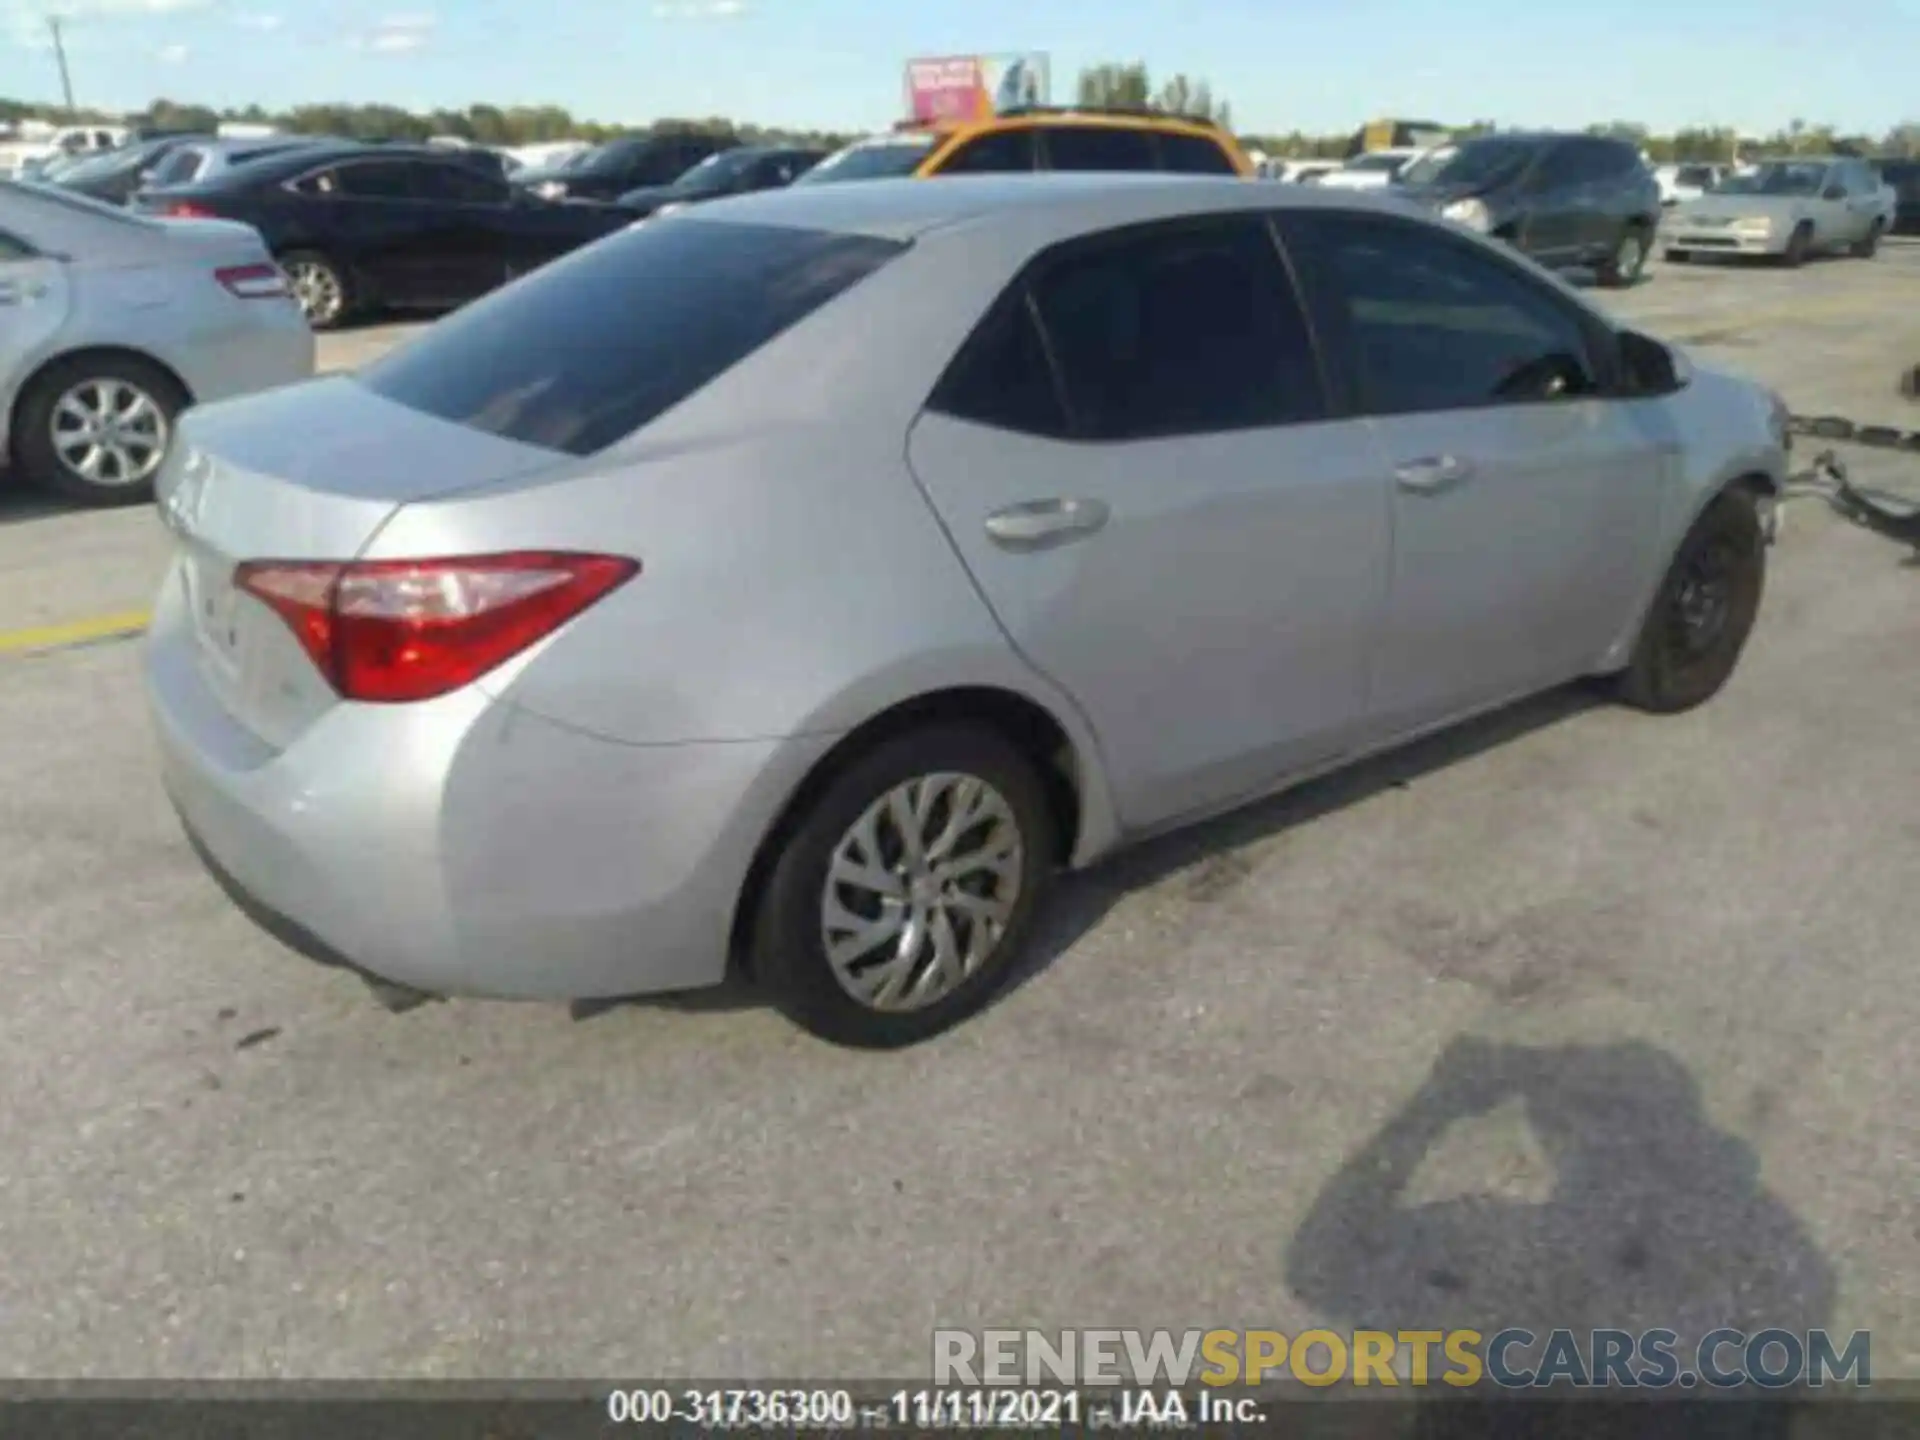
left=157, top=376, right=568, bottom=749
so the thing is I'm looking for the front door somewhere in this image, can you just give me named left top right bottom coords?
left=1511, top=142, right=1586, bottom=261
left=1278, top=209, right=1671, bottom=738
left=905, top=214, right=1390, bottom=831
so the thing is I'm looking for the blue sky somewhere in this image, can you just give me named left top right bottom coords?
left=6, top=0, right=1920, bottom=137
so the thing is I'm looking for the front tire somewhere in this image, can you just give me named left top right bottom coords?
left=749, top=724, right=1058, bottom=1049
left=1613, top=489, right=1766, bottom=714
left=1597, top=224, right=1651, bottom=288
left=10, top=354, right=187, bottom=507
left=279, top=249, right=352, bottom=330
left=1851, top=219, right=1885, bottom=259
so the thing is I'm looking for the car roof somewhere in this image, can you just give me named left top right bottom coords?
left=686, top=171, right=1420, bottom=242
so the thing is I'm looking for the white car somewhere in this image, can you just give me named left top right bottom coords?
left=1314, top=147, right=1422, bottom=191
left=1, top=181, right=315, bottom=505
left=0, top=125, right=127, bottom=181
left=1265, top=158, right=1341, bottom=184
left=1655, top=163, right=1727, bottom=207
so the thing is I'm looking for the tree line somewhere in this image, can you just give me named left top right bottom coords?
left=5, top=60, right=1919, bottom=163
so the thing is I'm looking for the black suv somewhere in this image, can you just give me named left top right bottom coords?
left=514, top=132, right=738, bottom=202
left=1395, top=132, right=1662, bottom=287
left=1878, top=158, right=1920, bottom=235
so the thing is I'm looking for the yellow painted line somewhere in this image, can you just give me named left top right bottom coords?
left=0, top=609, right=151, bottom=656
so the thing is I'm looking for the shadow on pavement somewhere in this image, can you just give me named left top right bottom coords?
left=1285, top=1036, right=1833, bottom=1440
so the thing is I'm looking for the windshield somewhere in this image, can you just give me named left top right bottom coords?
left=794, top=135, right=934, bottom=185
left=48, top=147, right=139, bottom=182
left=3, top=177, right=160, bottom=226
left=671, top=148, right=759, bottom=194
left=1399, top=138, right=1534, bottom=189
left=1709, top=161, right=1829, bottom=197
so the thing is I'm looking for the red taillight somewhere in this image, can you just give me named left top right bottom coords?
left=164, top=200, right=216, bottom=219
left=234, top=552, right=639, bottom=704
left=215, top=262, right=291, bottom=299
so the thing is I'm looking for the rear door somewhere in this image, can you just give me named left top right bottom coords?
left=0, top=227, right=72, bottom=390
left=293, top=157, right=430, bottom=303
left=1036, top=125, right=1160, bottom=174
left=905, top=213, right=1389, bottom=830
left=1278, top=209, right=1670, bottom=739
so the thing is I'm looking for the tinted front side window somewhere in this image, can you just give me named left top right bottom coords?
left=417, top=160, right=508, bottom=203
left=936, top=129, right=1037, bottom=174
left=358, top=221, right=905, bottom=456
left=1027, top=216, right=1326, bottom=440
left=1284, top=212, right=1600, bottom=415
left=1041, top=126, right=1159, bottom=173
left=1157, top=132, right=1238, bottom=174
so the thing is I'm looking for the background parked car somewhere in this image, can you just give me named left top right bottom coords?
left=1876, top=157, right=1920, bottom=235
left=797, top=107, right=1251, bottom=185
left=1662, top=156, right=1894, bottom=265
left=1396, top=131, right=1662, bottom=287
left=1654, top=162, right=1727, bottom=207
left=515, top=132, right=738, bottom=201
left=0, top=124, right=127, bottom=180
left=132, top=135, right=338, bottom=204
left=1264, top=158, right=1340, bottom=183
left=616, top=145, right=825, bottom=217
left=47, top=133, right=212, bottom=206
left=1313, top=147, right=1423, bottom=190
left=0, top=179, right=313, bottom=505
left=133, top=142, right=632, bottom=329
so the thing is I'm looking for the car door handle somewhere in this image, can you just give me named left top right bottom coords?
left=1394, top=455, right=1475, bottom=494
left=983, top=497, right=1110, bottom=551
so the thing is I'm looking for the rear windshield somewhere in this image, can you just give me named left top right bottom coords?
left=145, top=148, right=205, bottom=187
left=357, top=219, right=906, bottom=456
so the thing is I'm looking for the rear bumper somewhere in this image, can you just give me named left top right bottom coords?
left=146, top=576, right=835, bottom=1001
left=176, top=304, right=316, bottom=408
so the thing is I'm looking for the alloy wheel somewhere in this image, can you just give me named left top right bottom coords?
left=285, top=259, right=344, bottom=326
left=49, top=378, right=169, bottom=488
left=818, top=772, right=1024, bottom=1013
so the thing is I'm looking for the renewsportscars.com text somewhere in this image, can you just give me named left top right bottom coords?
left=933, top=1327, right=1872, bottom=1390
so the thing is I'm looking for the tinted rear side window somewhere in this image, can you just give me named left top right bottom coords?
left=1042, top=126, right=1159, bottom=172
left=927, top=293, right=1068, bottom=436
left=1157, top=132, right=1239, bottom=175
left=358, top=220, right=905, bottom=456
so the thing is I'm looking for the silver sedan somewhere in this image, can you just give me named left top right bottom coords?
left=147, top=177, right=1789, bottom=1048
left=1, top=180, right=314, bottom=506
left=1662, top=156, right=1895, bottom=265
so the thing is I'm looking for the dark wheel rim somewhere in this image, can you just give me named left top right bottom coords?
left=1666, top=538, right=1738, bottom=658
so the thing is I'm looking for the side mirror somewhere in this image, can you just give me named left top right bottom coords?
left=1617, top=328, right=1689, bottom=395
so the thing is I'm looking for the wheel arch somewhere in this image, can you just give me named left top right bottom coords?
left=725, top=683, right=1110, bottom=982
left=6, top=344, right=194, bottom=464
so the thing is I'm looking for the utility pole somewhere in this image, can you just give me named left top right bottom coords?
left=47, top=15, right=76, bottom=114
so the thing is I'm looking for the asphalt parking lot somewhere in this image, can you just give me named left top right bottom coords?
left=1, top=245, right=1917, bottom=1383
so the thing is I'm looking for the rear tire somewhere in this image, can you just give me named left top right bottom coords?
left=278, top=249, right=352, bottom=330
left=1850, top=219, right=1884, bottom=258
left=749, top=723, right=1058, bottom=1049
left=1779, top=223, right=1812, bottom=268
left=10, top=353, right=188, bottom=507
left=1596, top=224, right=1651, bottom=288
left=1613, top=489, right=1766, bottom=714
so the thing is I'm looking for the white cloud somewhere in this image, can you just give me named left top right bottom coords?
left=650, top=0, right=747, bottom=16
left=155, top=39, right=187, bottom=60
left=350, top=10, right=432, bottom=52
left=4, top=0, right=212, bottom=45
